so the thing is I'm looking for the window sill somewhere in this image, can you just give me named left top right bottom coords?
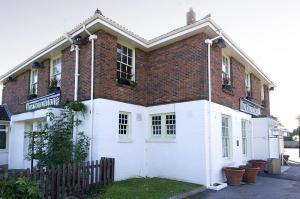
left=118, top=138, right=133, bottom=143
left=146, top=138, right=176, bottom=143
left=0, top=149, right=8, bottom=153
left=116, top=78, right=137, bottom=87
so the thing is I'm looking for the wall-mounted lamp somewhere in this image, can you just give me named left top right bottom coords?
left=32, top=61, right=42, bottom=69
left=73, top=35, right=82, bottom=46
left=215, top=38, right=226, bottom=48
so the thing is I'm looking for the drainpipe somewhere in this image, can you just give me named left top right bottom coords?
left=83, top=25, right=98, bottom=162
left=205, top=33, right=223, bottom=187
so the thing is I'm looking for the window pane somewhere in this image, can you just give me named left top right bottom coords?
left=0, top=131, right=6, bottom=149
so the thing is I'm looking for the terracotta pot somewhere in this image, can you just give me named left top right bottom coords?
left=223, top=167, right=245, bottom=186
left=239, top=165, right=260, bottom=183
left=249, top=160, right=267, bottom=172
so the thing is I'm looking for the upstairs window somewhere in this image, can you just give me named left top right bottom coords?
left=117, top=43, right=135, bottom=82
left=151, top=113, right=176, bottom=139
left=245, top=72, right=251, bottom=96
left=222, top=54, right=231, bottom=85
left=0, top=125, right=7, bottom=150
left=50, top=56, right=62, bottom=87
left=30, top=69, right=38, bottom=95
left=261, top=84, right=265, bottom=101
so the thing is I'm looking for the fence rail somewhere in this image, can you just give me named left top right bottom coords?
left=1, top=157, right=115, bottom=199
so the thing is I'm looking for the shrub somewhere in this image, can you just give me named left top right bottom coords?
left=0, top=177, right=41, bottom=199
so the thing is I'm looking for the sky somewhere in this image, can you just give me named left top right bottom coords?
left=0, top=0, right=299, bottom=130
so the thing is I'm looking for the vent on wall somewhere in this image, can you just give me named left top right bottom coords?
left=136, top=113, right=142, bottom=121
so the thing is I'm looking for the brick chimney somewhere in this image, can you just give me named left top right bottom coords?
left=186, top=8, right=196, bottom=25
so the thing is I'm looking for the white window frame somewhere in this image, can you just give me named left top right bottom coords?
left=241, top=119, right=251, bottom=157
left=118, top=112, right=131, bottom=141
left=221, top=115, right=232, bottom=160
left=261, top=84, right=265, bottom=101
left=30, top=69, right=38, bottom=95
left=50, top=55, right=62, bottom=87
left=222, top=53, right=231, bottom=85
left=150, top=113, right=176, bottom=139
left=245, top=71, right=251, bottom=96
left=0, top=124, right=8, bottom=151
left=117, top=42, right=135, bottom=81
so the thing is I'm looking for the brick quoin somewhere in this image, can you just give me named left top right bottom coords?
left=2, top=29, right=270, bottom=116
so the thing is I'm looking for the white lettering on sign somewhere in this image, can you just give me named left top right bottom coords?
left=240, top=98, right=261, bottom=116
left=26, top=93, right=60, bottom=111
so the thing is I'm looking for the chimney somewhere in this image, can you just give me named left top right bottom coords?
left=186, top=8, right=196, bottom=25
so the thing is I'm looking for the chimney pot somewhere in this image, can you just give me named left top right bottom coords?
left=186, top=8, right=196, bottom=25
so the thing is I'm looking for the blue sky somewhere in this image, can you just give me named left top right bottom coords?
left=0, top=0, right=299, bottom=130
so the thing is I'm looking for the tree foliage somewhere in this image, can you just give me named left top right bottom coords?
left=25, top=105, right=89, bottom=167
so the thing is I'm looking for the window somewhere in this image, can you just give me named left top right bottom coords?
left=261, top=84, right=265, bottom=101
left=119, top=112, right=131, bottom=138
left=50, top=56, right=62, bottom=87
left=222, top=54, right=231, bottom=85
left=241, top=120, right=251, bottom=157
left=30, top=69, right=38, bottom=94
left=0, top=125, right=7, bottom=150
left=245, top=72, right=251, bottom=96
left=151, top=113, right=176, bottom=138
left=117, top=43, right=135, bottom=81
left=222, top=115, right=231, bottom=159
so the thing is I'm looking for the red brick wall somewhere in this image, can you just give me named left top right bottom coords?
left=2, top=71, right=30, bottom=114
left=2, top=29, right=270, bottom=116
left=146, top=33, right=208, bottom=106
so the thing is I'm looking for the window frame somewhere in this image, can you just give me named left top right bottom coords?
left=0, top=124, right=8, bottom=151
left=116, top=42, right=135, bottom=82
left=221, top=115, right=232, bottom=160
left=245, top=71, right=251, bottom=96
left=222, top=53, right=231, bottom=85
left=150, top=113, right=176, bottom=139
left=118, top=112, right=131, bottom=141
left=50, top=55, right=62, bottom=87
left=261, top=84, right=265, bottom=101
left=241, top=119, right=251, bottom=158
left=30, top=69, right=38, bottom=95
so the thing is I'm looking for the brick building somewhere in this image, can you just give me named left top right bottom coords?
left=0, top=9, right=282, bottom=187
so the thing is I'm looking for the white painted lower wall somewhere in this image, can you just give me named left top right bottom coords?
left=7, top=98, right=279, bottom=187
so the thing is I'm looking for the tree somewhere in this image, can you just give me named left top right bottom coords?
left=25, top=103, right=89, bottom=167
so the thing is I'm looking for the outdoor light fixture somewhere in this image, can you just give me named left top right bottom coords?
left=7, top=76, right=14, bottom=81
left=73, top=35, right=82, bottom=46
left=215, top=38, right=226, bottom=48
left=32, top=61, right=42, bottom=69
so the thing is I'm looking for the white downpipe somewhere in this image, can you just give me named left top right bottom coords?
left=83, top=25, right=98, bottom=162
left=74, top=45, right=80, bottom=101
left=205, top=33, right=222, bottom=187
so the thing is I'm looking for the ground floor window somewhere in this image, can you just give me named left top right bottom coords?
left=222, top=115, right=231, bottom=159
left=241, top=120, right=251, bottom=157
left=151, top=113, right=176, bottom=138
left=119, top=112, right=131, bottom=139
left=0, top=125, right=7, bottom=149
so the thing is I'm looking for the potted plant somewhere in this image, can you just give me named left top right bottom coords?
left=223, top=167, right=245, bottom=186
left=27, top=93, right=37, bottom=100
left=248, top=160, right=267, bottom=173
left=67, top=101, right=86, bottom=112
left=48, top=79, right=60, bottom=93
left=239, top=165, right=260, bottom=183
left=117, top=77, right=137, bottom=87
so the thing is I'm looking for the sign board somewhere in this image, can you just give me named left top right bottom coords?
left=239, top=98, right=261, bottom=116
left=26, top=93, right=60, bottom=111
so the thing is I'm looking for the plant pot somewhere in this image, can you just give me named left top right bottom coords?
left=239, top=165, right=260, bottom=183
left=223, top=167, right=245, bottom=186
left=283, top=155, right=290, bottom=162
left=249, top=160, right=267, bottom=172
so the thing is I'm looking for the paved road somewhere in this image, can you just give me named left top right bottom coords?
left=191, top=176, right=300, bottom=199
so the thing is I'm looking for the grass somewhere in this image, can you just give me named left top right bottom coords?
left=91, top=177, right=202, bottom=199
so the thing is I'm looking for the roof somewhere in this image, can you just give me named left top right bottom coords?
left=0, top=104, right=11, bottom=121
left=0, top=12, right=275, bottom=87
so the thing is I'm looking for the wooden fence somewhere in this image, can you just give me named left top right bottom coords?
left=1, top=157, right=115, bottom=199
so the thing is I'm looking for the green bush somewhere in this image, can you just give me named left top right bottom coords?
left=0, top=177, right=42, bottom=199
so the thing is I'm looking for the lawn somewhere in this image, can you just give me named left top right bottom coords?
left=92, top=177, right=202, bottom=199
